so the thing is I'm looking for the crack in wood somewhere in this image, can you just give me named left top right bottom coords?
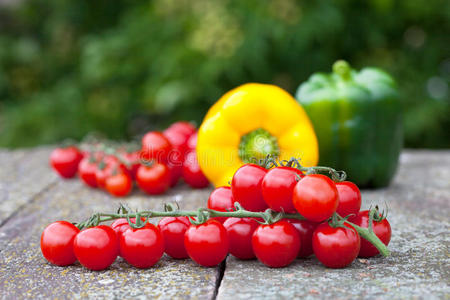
left=212, top=258, right=227, bottom=300
left=0, top=180, right=58, bottom=230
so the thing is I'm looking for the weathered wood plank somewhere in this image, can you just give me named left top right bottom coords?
left=217, top=150, right=450, bottom=299
left=0, top=176, right=217, bottom=299
left=0, top=147, right=58, bottom=225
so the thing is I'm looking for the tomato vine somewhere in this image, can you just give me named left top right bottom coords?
left=75, top=203, right=390, bottom=257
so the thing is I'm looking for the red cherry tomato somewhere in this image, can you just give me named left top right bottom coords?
left=136, top=163, right=170, bottom=195
left=73, top=225, right=119, bottom=271
left=141, top=131, right=172, bottom=163
left=312, top=222, right=360, bottom=268
left=184, top=220, right=229, bottom=267
left=158, top=216, right=191, bottom=259
left=223, top=217, right=259, bottom=260
left=95, top=162, right=115, bottom=189
left=163, top=122, right=195, bottom=154
left=164, top=122, right=196, bottom=187
left=166, top=121, right=196, bottom=139
left=335, top=181, right=361, bottom=217
left=262, top=166, right=303, bottom=213
left=293, top=174, right=339, bottom=222
left=50, top=146, right=83, bottom=178
left=166, top=162, right=183, bottom=187
left=40, top=221, right=80, bottom=266
left=99, top=154, right=133, bottom=179
left=207, top=186, right=235, bottom=223
left=252, top=220, right=300, bottom=268
left=110, top=217, right=145, bottom=257
left=231, top=164, right=268, bottom=212
left=186, top=132, right=198, bottom=151
left=120, top=151, right=141, bottom=180
left=183, top=151, right=209, bottom=189
left=111, top=218, right=141, bottom=238
left=106, top=172, right=133, bottom=197
left=163, top=130, right=189, bottom=155
left=349, top=210, right=391, bottom=258
left=288, top=219, right=318, bottom=258
left=78, top=157, right=98, bottom=188
left=120, top=224, right=165, bottom=268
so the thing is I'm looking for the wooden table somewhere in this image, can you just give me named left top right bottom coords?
left=0, top=147, right=449, bottom=299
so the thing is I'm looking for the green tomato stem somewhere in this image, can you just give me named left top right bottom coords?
left=346, top=221, right=390, bottom=257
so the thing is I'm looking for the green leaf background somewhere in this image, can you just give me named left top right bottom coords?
left=0, top=0, right=448, bottom=148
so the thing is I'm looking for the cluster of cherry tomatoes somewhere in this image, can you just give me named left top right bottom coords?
left=205, top=163, right=391, bottom=268
left=49, top=121, right=210, bottom=197
left=41, top=162, right=391, bottom=271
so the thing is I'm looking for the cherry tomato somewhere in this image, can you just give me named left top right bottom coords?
left=163, top=130, right=189, bottom=155
left=293, top=174, right=339, bottom=222
left=183, top=151, right=209, bottom=188
left=166, top=159, right=183, bottom=187
left=110, top=217, right=146, bottom=256
left=186, top=132, right=197, bottom=151
left=262, top=166, right=303, bottom=213
left=50, top=146, right=83, bottom=178
left=40, top=221, right=80, bottom=266
left=252, top=220, right=300, bottom=268
left=207, top=186, right=235, bottom=223
left=121, top=151, right=141, bottom=180
left=164, top=122, right=196, bottom=187
left=111, top=218, right=141, bottom=238
left=166, top=121, right=196, bottom=140
left=120, top=224, right=165, bottom=268
left=184, top=220, right=229, bottom=267
left=136, top=163, right=170, bottom=195
left=106, top=172, right=133, bottom=197
left=288, top=219, right=318, bottom=258
left=73, top=225, right=118, bottom=271
left=231, top=164, right=268, bottom=212
left=158, top=216, right=191, bottom=259
left=102, top=154, right=135, bottom=180
left=78, top=157, right=98, bottom=188
left=95, top=162, right=115, bottom=189
left=223, top=217, right=259, bottom=260
left=349, top=210, right=391, bottom=258
left=141, top=131, right=172, bottom=163
left=335, top=181, right=361, bottom=217
left=163, top=122, right=195, bottom=155
left=312, top=222, right=360, bottom=268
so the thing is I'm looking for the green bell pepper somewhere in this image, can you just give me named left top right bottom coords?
left=296, top=60, right=402, bottom=188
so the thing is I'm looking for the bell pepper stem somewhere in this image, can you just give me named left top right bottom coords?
left=239, top=128, right=280, bottom=164
left=333, top=60, right=352, bottom=80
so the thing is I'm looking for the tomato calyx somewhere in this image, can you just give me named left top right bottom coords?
left=328, top=212, right=353, bottom=229
left=250, top=155, right=347, bottom=182
left=369, top=205, right=388, bottom=223
left=87, top=152, right=98, bottom=164
left=126, top=212, right=150, bottom=229
left=117, top=204, right=151, bottom=229
left=257, top=208, right=284, bottom=225
left=366, top=205, right=390, bottom=235
left=272, top=156, right=347, bottom=182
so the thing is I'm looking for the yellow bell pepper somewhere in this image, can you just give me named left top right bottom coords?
left=197, top=83, right=319, bottom=187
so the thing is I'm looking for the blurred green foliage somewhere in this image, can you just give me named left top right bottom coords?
left=0, top=0, right=449, bottom=148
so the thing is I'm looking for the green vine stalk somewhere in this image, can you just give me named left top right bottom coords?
left=76, top=203, right=390, bottom=257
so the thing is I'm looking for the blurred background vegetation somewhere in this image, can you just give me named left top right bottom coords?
left=0, top=0, right=448, bottom=148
